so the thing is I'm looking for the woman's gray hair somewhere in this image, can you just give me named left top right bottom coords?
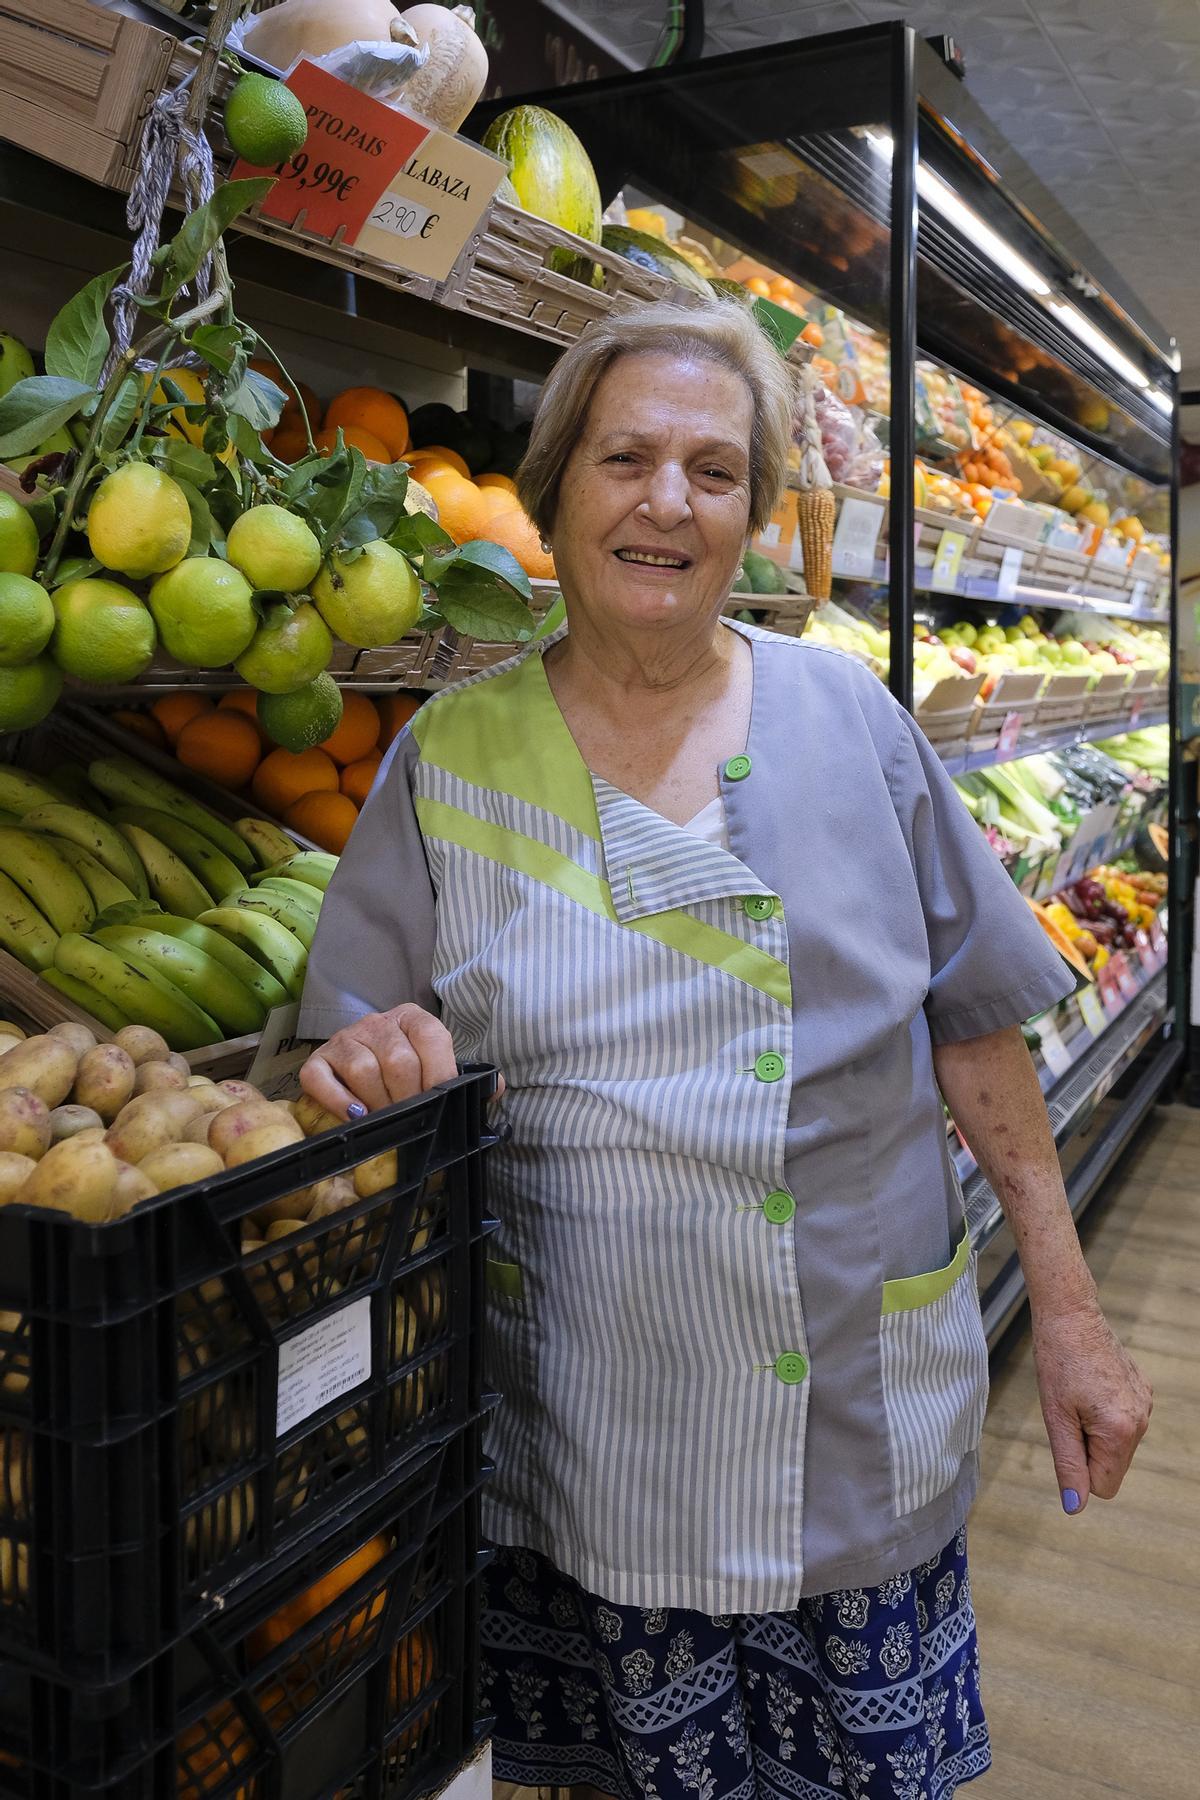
left=516, top=298, right=795, bottom=538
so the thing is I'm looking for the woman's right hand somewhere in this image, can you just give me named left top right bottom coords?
left=300, top=1004, right=459, bottom=1119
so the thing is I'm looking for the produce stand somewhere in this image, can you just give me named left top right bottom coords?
left=0, top=3, right=1187, bottom=1792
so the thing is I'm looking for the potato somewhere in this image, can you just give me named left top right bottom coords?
left=48, top=1103, right=105, bottom=1143
left=0, top=1036, right=78, bottom=1108
left=0, top=1022, right=26, bottom=1042
left=18, top=1138, right=119, bottom=1222
left=213, top=1080, right=264, bottom=1107
left=0, top=1429, right=29, bottom=1518
left=0, top=1154, right=37, bottom=1205
left=0, top=1086, right=51, bottom=1160
left=209, top=1101, right=298, bottom=1160
left=165, top=1051, right=191, bottom=1078
left=105, top=1091, right=203, bottom=1164
left=393, top=1294, right=420, bottom=1359
left=0, top=1035, right=23, bottom=1058
left=415, top=1267, right=446, bottom=1333
left=132, top=1060, right=189, bottom=1097
left=184, top=1480, right=254, bottom=1565
left=48, top=1020, right=96, bottom=1057
left=241, top=1234, right=266, bottom=1254
left=69, top=1126, right=106, bottom=1147
left=292, top=1094, right=342, bottom=1137
left=0, top=1537, right=28, bottom=1599
left=182, top=1112, right=221, bottom=1145
left=113, top=1024, right=170, bottom=1067
left=353, top=1150, right=397, bottom=1199
left=110, top=1160, right=158, bottom=1214
left=185, top=1080, right=223, bottom=1108
left=224, top=1120, right=304, bottom=1170
left=264, top=1217, right=306, bottom=1240
left=74, top=1044, right=137, bottom=1122
left=139, top=1144, right=225, bottom=1195
left=306, top=1176, right=358, bottom=1222
left=0, top=1311, right=28, bottom=1395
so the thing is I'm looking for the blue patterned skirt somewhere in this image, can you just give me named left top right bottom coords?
left=481, top=1531, right=990, bottom=1800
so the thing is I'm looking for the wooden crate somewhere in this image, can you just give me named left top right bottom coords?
left=916, top=673, right=985, bottom=756
left=1085, top=670, right=1134, bottom=728
left=1035, top=672, right=1090, bottom=729
left=968, top=668, right=1046, bottom=754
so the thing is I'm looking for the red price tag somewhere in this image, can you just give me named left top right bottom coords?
left=997, top=711, right=1022, bottom=757
left=1097, top=964, right=1124, bottom=1016
left=1134, top=929, right=1156, bottom=973
left=231, top=62, right=430, bottom=245
left=1110, top=951, right=1140, bottom=1001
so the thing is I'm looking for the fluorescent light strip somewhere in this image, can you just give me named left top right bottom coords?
left=1147, top=388, right=1174, bottom=414
left=1046, top=299, right=1148, bottom=389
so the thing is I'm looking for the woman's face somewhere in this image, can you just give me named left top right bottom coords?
left=551, top=351, right=755, bottom=637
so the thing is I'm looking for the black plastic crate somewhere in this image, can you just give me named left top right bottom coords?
left=0, top=1071, right=497, bottom=1683
left=0, top=1423, right=492, bottom=1798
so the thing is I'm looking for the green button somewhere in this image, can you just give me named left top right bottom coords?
left=743, top=895, right=776, bottom=921
left=763, top=1190, right=795, bottom=1224
left=775, top=1352, right=808, bottom=1385
left=724, top=754, right=752, bottom=782
left=754, top=1052, right=785, bottom=1083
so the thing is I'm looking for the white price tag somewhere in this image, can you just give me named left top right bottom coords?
left=931, top=529, right=968, bottom=593
left=1036, top=1019, right=1072, bottom=1079
left=997, top=545, right=1023, bottom=599
left=1077, top=986, right=1106, bottom=1038
left=366, top=191, right=440, bottom=242
left=997, top=711, right=1022, bottom=758
left=831, top=496, right=884, bottom=579
left=245, top=1003, right=311, bottom=1101
left=276, top=1295, right=373, bottom=1438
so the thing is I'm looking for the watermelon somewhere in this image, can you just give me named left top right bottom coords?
left=482, top=106, right=602, bottom=282
left=600, top=225, right=713, bottom=297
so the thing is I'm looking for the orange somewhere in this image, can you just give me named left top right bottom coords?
left=319, top=689, right=380, bottom=767
left=745, top=275, right=771, bottom=297
left=174, top=710, right=262, bottom=791
left=314, top=424, right=392, bottom=464
left=251, top=746, right=339, bottom=816
left=151, top=691, right=213, bottom=744
left=284, top=790, right=359, bottom=854
left=376, top=693, right=422, bottom=749
left=247, top=1533, right=391, bottom=1665
left=111, top=708, right=167, bottom=750
left=476, top=473, right=518, bottom=494
left=250, top=361, right=319, bottom=430
left=419, top=470, right=490, bottom=546
left=340, top=752, right=381, bottom=805
left=475, top=506, right=556, bottom=579
left=410, top=444, right=469, bottom=479
left=323, top=388, right=409, bottom=461
left=270, top=429, right=312, bottom=464
left=475, top=486, right=517, bottom=522
left=218, top=687, right=271, bottom=746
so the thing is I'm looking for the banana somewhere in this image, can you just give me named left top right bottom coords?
left=87, top=756, right=255, bottom=872
left=253, top=852, right=338, bottom=892
left=0, top=827, right=93, bottom=934
left=48, top=761, right=111, bottom=816
left=197, top=907, right=308, bottom=1000
left=107, top=806, right=244, bottom=901
left=54, top=934, right=220, bottom=1050
left=0, top=868, right=57, bottom=970
left=116, top=825, right=213, bottom=919
left=125, top=912, right=291, bottom=1012
left=40, top=967, right=134, bottom=1033
left=233, top=816, right=296, bottom=870
left=92, top=926, right=266, bottom=1037
left=22, top=803, right=148, bottom=898
left=227, top=884, right=316, bottom=950
left=44, top=839, right=137, bottom=913
left=0, top=766, right=71, bottom=816
left=258, top=877, right=324, bottom=918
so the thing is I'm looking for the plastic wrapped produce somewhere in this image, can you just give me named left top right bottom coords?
left=798, top=383, right=884, bottom=492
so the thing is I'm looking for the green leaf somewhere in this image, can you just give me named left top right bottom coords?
left=43, top=264, right=126, bottom=387
left=25, top=495, right=57, bottom=541
left=98, top=374, right=143, bottom=453
left=337, top=461, right=411, bottom=548
left=49, top=555, right=101, bottom=589
left=434, top=574, right=539, bottom=643
left=189, top=323, right=244, bottom=374
left=224, top=367, right=287, bottom=431
left=176, top=479, right=217, bottom=559
left=160, top=177, right=274, bottom=297
left=448, top=537, right=533, bottom=601
left=229, top=413, right=275, bottom=466
left=0, top=376, right=94, bottom=458
left=388, top=512, right=454, bottom=559
left=153, top=439, right=217, bottom=487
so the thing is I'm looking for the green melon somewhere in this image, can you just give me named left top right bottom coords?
left=482, top=105, right=602, bottom=283
left=601, top=225, right=713, bottom=297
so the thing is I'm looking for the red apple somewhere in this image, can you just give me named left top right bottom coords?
left=948, top=645, right=977, bottom=674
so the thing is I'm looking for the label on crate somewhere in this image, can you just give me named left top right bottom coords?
left=277, top=1295, right=373, bottom=1437
left=1036, top=1018, right=1073, bottom=1079
left=831, top=496, right=884, bottom=578
left=246, top=1003, right=312, bottom=1101
left=997, top=545, right=1023, bottom=598
left=1076, top=984, right=1107, bottom=1037
left=997, top=710, right=1023, bottom=757
left=1111, top=951, right=1140, bottom=1001
left=931, top=529, right=968, bottom=593
left=233, top=62, right=430, bottom=244
left=357, top=130, right=509, bottom=280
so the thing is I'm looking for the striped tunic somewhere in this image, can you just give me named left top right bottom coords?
left=299, top=621, right=1073, bottom=1611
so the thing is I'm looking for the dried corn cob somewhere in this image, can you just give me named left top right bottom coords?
left=796, top=486, right=835, bottom=600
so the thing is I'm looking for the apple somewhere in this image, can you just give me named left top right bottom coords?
left=947, top=645, right=977, bottom=674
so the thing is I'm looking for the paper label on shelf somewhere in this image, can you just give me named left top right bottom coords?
left=1077, top=985, right=1107, bottom=1037
left=1149, top=916, right=1167, bottom=966
left=997, top=545, right=1023, bottom=598
left=997, top=710, right=1023, bottom=757
left=931, top=529, right=968, bottom=592
left=245, top=1003, right=311, bottom=1102
left=277, top=1296, right=372, bottom=1438
left=831, top=495, right=884, bottom=578
left=235, top=62, right=430, bottom=244
left=1110, top=951, right=1140, bottom=1001
left=1129, top=699, right=1143, bottom=730
left=357, top=130, right=508, bottom=280
left=1036, top=1018, right=1072, bottom=1078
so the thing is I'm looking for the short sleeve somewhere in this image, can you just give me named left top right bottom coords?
left=297, top=729, right=438, bottom=1038
left=888, top=709, right=1075, bottom=1043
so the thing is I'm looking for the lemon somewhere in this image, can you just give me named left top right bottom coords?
left=148, top=558, right=257, bottom=668
left=0, top=572, right=54, bottom=666
left=87, top=463, right=191, bottom=579
left=224, top=73, right=309, bottom=167
left=310, top=540, right=421, bottom=648
left=148, top=365, right=236, bottom=466
left=0, top=655, right=62, bottom=729
left=258, top=671, right=344, bottom=751
left=226, top=506, right=322, bottom=592
left=235, top=600, right=332, bottom=694
left=0, top=493, right=38, bottom=576
left=51, top=578, right=157, bottom=683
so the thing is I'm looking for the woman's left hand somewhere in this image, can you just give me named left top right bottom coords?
left=1030, top=1298, right=1153, bottom=1514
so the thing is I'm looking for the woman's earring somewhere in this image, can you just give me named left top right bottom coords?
left=539, top=536, right=552, bottom=554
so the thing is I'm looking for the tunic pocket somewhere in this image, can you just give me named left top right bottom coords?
left=879, top=1227, right=989, bottom=1518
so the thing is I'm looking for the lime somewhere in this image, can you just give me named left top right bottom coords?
left=310, top=540, right=421, bottom=648
left=0, top=655, right=62, bottom=729
left=148, top=557, right=257, bottom=668
left=0, top=572, right=54, bottom=666
left=226, top=505, right=322, bottom=592
left=0, top=493, right=38, bottom=577
left=235, top=600, right=332, bottom=694
left=258, top=671, right=344, bottom=751
left=224, top=73, right=309, bottom=167
left=87, top=463, right=191, bottom=580
left=51, top=578, right=157, bottom=683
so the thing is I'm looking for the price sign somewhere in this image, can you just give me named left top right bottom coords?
left=997, top=545, right=1023, bottom=599
left=1036, top=1018, right=1073, bottom=1079
left=1077, top=985, right=1107, bottom=1037
left=358, top=129, right=508, bottom=279
left=931, top=529, right=968, bottom=593
left=233, top=61, right=430, bottom=244
left=1097, top=964, right=1124, bottom=1017
left=1135, top=928, right=1157, bottom=973
left=1111, top=951, right=1141, bottom=1001
left=997, top=710, right=1023, bottom=758
left=831, top=495, right=884, bottom=579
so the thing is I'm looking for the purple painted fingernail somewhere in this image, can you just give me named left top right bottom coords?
left=347, top=1101, right=367, bottom=1120
left=1061, top=1488, right=1081, bottom=1514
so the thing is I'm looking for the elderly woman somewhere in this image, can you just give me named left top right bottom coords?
left=298, top=301, right=1151, bottom=1800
